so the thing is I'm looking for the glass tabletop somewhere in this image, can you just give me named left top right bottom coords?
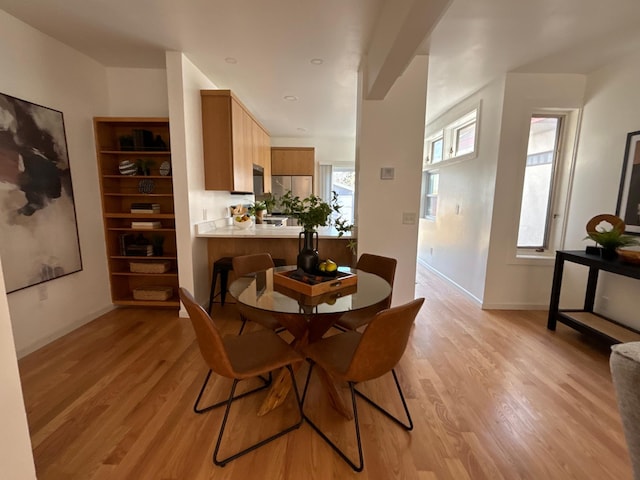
left=229, top=266, right=391, bottom=315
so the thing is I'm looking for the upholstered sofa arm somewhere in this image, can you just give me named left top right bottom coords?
left=611, top=342, right=640, bottom=480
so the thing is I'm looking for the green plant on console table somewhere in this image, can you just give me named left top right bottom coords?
left=584, top=219, right=639, bottom=250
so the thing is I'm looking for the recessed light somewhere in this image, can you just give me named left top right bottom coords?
left=283, top=95, right=298, bottom=101
left=310, top=58, right=323, bottom=65
left=225, top=57, right=237, bottom=64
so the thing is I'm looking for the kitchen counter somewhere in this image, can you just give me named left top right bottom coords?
left=198, top=220, right=356, bottom=273
left=195, top=220, right=354, bottom=239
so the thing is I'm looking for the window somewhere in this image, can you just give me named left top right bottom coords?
left=424, top=106, right=478, bottom=166
left=455, top=121, right=476, bottom=156
left=421, top=171, right=439, bottom=219
left=517, top=115, right=563, bottom=249
left=331, top=167, right=355, bottom=223
left=425, top=135, right=443, bottom=164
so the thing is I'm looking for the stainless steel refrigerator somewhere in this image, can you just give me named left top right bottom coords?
left=271, top=175, right=313, bottom=212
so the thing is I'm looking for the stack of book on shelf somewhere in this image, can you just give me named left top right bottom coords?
left=131, top=203, right=160, bottom=214
left=119, top=233, right=135, bottom=256
left=126, top=244, right=153, bottom=256
left=133, top=129, right=154, bottom=151
left=131, top=221, right=162, bottom=229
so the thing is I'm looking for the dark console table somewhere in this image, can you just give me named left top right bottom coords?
left=547, top=250, right=640, bottom=344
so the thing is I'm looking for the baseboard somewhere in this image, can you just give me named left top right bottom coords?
left=418, top=259, right=551, bottom=311
left=16, top=304, right=115, bottom=359
left=480, top=302, right=548, bottom=310
left=418, top=259, right=482, bottom=306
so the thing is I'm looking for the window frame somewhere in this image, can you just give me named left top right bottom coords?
left=516, top=114, right=564, bottom=251
left=424, top=105, right=479, bottom=168
left=511, top=107, right=582, bottom=264
left=421, top=170, right=439, bottom=220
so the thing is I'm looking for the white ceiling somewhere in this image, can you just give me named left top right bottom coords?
left=2, top=0, right=640, bottom=138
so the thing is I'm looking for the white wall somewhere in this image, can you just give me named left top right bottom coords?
left=106, top=67, right=169, bottom=116
left=419, top=78, right=505, bottom=302
left=562, top=51, right=640, bottom=330
left=0, top=11, right=113, bottom=356
left=483, top=73, right=586, bottom=308
left=356, top=55, right=428, bottom=305
left=0, top=256, right=35, bottom=479
left=165, top=53, right=254, bottom=309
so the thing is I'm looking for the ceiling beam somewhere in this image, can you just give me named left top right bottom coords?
left=365, top=0, right=452, bottom=100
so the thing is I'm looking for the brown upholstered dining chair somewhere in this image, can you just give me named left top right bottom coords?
left=179, top=288, right=303, bottom=467
left=301, top=297, right=425, bottom=472
left=334, top=253, right=397, bottom=331
left=232, top=253, right=283, bottom=334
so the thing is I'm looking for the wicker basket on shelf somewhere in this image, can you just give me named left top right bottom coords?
left=132, top=286, right=173, bottom=301
left=129, top=260, right=171, bottom=274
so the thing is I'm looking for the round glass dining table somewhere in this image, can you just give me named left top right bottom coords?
left=228, top=265, right=392, bottom=316
left=228, top=265, right=392, bottom=418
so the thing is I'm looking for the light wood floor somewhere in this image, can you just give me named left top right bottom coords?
left=19, top=264, right=632, bottom=479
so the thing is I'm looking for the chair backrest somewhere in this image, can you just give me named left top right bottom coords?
left=232, top=253, right=275, bottom=276
left=179, top=288, right=235, bottom=378
left=345, top=297, right=424, bottom=383
left=356, top=253, right=397, bottom=308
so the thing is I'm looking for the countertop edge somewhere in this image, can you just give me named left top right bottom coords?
left=195, top=223, right=355, bottom=239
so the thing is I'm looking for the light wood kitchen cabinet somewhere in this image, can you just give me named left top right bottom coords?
left=201, top=90, right=270, bottom=192
left=271, top=147, right=315, bottom=176
left=254, top=121, right=271, bottom=193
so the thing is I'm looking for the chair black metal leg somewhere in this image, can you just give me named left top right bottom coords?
left=237, top=316, right=247, bottom=335
left=207, top=270, right=217, bottom=314
left=301, top=360, right=315, bottom=404
left=219, top=270, right=228, bottom=306
left=193, top=369, right=271, bottom=414
left=212, top=365, right=303, bottom=467
left=301, top=364, right=364, bottom=472
left=353, top=369, right=413, bottom=430
left=302, top=365, right=413, bottom=472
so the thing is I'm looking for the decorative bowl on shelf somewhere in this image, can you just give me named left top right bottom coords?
left=233, top=216, right=253, bottom=229
left=617, top=246, right=640, bottom=265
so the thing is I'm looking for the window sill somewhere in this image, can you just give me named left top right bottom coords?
left=509, top=251, right=556, bottom=266
left=424, top=151, right=477, bottom=171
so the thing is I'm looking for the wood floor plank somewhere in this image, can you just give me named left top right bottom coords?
left=18, top=264, right=633, bottom=479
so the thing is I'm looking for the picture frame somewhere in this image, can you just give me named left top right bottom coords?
left=0, top=92, right=83, bottom=292
left=616, top=130, right=640, bottom=234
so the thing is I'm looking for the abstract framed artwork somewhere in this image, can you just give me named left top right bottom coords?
left=0, top=92, right=82, bottom=293
left=617, top=130, right=640, bottom=234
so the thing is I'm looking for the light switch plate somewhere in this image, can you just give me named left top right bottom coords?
left=402, top=212, right=417, bottom=224
left=380, top=167, right=395, bottom=180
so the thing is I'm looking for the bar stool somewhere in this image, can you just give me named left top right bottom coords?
left=207, top=256, right=287, bottom=314
left=207, top=257, right=234, bottom=313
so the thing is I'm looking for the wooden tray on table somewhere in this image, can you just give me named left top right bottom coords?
left=273, top=269, right=357, bottom=299
left=274, top=282, right=358, bottom=306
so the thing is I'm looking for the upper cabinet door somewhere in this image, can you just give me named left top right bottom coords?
left=201, top=90, right=268, bottom=192
left=271, top=147, right=315, bottom=176
left=233, top=99, right=253, bottom=192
